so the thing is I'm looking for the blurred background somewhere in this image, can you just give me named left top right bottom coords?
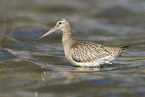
left=0, top=0, right=145, bottom=97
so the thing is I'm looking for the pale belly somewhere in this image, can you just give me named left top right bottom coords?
left=69, top=55, right=118, bottom=67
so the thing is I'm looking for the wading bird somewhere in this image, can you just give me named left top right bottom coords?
left=34, top=18, right=129, bottom=67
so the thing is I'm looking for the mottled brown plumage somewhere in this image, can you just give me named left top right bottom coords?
left=36, top=17, right=129, bottom=67
left=71, top=41, right=122, bottom=62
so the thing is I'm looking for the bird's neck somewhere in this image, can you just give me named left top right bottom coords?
left=62, top=26, right=74, bottom=57
left=62, top=26, right=73, bottom=43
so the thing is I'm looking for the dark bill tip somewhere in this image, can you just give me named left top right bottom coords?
left=33, top=39, right=39, bottom=44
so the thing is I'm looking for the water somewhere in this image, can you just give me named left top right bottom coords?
left=0, top=0, right=145, bottom=97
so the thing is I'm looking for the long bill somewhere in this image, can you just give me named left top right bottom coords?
left=34, top=27, right=57, bottom=43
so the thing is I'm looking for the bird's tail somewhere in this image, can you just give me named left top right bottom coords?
left=121, top=46, right=129, bottom=51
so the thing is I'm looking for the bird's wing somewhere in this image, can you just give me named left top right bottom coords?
left=71, top=41, right=120, bottom=62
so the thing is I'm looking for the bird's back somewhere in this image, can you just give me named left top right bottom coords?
left=70, top=41, right=125, bottom=63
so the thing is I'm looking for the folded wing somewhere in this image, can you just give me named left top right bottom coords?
left=71, top=41, right=121, bottom=62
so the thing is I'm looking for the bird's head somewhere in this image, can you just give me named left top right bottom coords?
left=34, top=17, right=69, bottom=43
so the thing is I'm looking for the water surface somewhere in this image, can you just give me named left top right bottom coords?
left=0, top=0, right=145, bottom=97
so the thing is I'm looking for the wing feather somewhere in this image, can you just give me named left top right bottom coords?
left=71, top=41, right=119, bottom=62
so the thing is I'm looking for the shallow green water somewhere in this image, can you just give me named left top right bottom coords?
left=0, top=0, right=145, bottom=97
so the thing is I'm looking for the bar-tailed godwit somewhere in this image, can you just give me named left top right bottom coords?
left=35, top=18, right=129, bottom=67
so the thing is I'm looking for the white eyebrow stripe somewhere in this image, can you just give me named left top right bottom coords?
left=56, top=21, right=65, bottom=25
left=59, top=21, right=65, bottom=22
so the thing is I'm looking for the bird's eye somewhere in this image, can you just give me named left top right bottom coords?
left=59, top=22, right=62, bottom=24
